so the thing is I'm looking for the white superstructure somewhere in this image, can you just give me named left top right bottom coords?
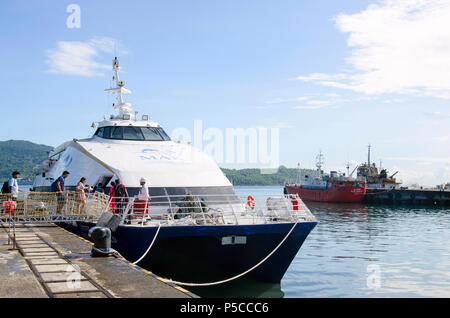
left=32, top=57, right=232, bottom=195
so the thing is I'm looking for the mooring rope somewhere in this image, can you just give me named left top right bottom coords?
left=131, top=222, right=162, bottom=265
left=168, top=220, right=299, bottom=287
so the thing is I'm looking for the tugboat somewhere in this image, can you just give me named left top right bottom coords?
left=284, top=152, right=366, bottom=203
left=31, top=57, right=318, bottom=284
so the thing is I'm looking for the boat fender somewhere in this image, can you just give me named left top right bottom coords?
left=247, top=195, right=255, bottom=210
left=88, top=226, right=113, bottom=257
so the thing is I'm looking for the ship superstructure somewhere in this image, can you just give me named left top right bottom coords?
left=356, top=145, right=401, bottom=190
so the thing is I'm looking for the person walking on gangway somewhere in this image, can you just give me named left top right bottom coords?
left=108, top=181, right=117, bottom=213
left=51, top=171, right=70, bottom=214
left=76, top=177, right=88, bottom=215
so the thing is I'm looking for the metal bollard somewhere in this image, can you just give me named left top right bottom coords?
left=88, top=226, right=113, bottom=257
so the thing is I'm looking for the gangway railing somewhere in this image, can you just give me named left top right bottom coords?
left=0, top=191, right=108, bottom=224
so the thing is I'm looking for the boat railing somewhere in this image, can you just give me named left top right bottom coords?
left=108, top=193, right=316, bottom=226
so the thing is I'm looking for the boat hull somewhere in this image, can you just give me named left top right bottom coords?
left=64, top=221, right=317, bottom=284
left=115, top=222, right=317, bottom=284
left=285, top=184, right=366, bottom=203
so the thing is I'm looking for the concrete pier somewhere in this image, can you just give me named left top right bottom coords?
left=363, top=188, right=450, bottom=206
left=0, top=223, right=197, bottom=298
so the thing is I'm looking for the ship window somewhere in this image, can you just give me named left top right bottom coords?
left=141, top=127, right=164, bottom=141
left=95, top=127, right=104, bottom=137
left=123, top=126, right=145, bottom=140
left=103, top=127, right=111, bottom=139
left=111, top=127, right=123, bottom=139
left=95, top=126, right=171, bottom=141
left=156, top=128, right=171, bottom=141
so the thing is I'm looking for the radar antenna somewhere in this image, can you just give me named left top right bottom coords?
left=316, top=151, right=324, bottom=174
left=104, top=57, right=133, bottom=119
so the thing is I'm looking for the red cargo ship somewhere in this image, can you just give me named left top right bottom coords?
left=284, top=152, right=366, bottom=203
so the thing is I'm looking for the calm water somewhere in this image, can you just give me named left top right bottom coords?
left=22, top=185, right=449, bottom=297
left=189, top=186, right=450, bottom=298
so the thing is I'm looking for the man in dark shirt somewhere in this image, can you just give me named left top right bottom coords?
left=51, top=171, right=70, bottom=213
left=114, top=178, right=129, bottom=215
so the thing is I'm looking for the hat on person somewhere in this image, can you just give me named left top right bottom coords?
left=140, top=178, right=146, bottom=183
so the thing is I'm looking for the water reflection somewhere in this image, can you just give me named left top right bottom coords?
left=306, top=202, right=368, bottom=223
left=187, top=277, right=284, bottom=298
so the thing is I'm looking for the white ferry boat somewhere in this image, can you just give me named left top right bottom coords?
left=31, top=57, right=317, bottom=284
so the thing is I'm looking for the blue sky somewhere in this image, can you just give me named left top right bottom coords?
left=1, top=0, right=450, bottom=186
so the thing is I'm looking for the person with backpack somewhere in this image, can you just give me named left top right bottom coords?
left=108, top=181, right=117, bottom=213
left=50, top=171, right=70, bottom=213
left=4, top=171, right=22, bottom=200
left=114, top=178, right=128, bottom=215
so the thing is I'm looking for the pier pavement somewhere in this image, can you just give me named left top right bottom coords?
left=0, top=223, right=196, bottom=298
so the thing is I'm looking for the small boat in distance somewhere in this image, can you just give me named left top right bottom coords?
left=284, top=152, right=367, bottom=203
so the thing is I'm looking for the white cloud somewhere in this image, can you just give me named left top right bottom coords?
left=46, top=37, right=125, bottom=77
left=295, top=73, right=350, bottom=81
left=296, top=0, right=450, bottom=99
left=272, top=122, right=294, bottom=129
left=397, top=165, right=450, bottom=187
left=385, top=156, right=450, bottom=164
left=264, top=96, right=310, bottom=104
left=432, top=136, right=450, bottom=142
left=307, top=100, right=332, bottom=105
left=292, top=105, right=324, bottom=110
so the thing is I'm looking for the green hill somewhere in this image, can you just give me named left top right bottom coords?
left=0, top=140, right=53, bottom=182
left=221, top=166, right=316, bottom=186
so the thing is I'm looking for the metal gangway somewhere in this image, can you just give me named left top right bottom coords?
left=0, top=191, right=107, bottom=224
left=0, top=190, right=108, bottom=249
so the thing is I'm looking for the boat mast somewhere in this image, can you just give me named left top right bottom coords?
left=105, top=57, right=133, bottom=119
left=367, top=144, right=372, bottom=177
left=316, top=151, right=324, bottom=175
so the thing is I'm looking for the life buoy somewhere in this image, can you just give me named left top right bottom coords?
left=247, top=195, right=255, bottom=210
left=291, top=197, right=299, bottom=211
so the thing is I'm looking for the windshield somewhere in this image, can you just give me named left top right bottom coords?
left=95, top=126, right=171, bottom=141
